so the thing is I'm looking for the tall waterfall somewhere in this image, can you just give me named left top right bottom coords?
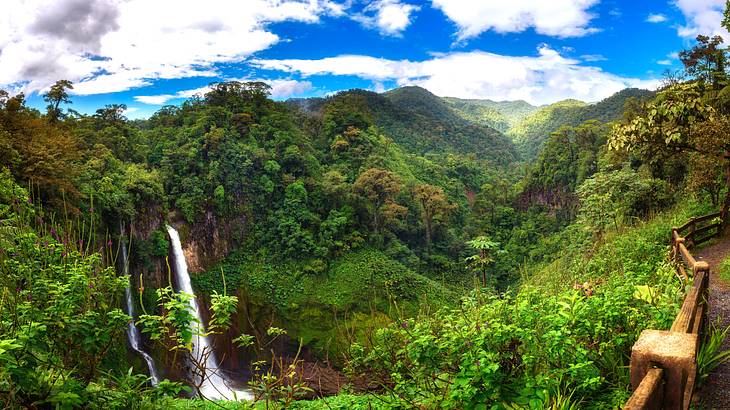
left=121, top=238, right=161, bottom=385
left=166, top=225, right=251, bottom=401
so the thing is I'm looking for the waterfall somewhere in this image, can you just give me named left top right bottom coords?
left=121, top=237, right=161, bottom=385
left=166, top=225, right=251, bottom=401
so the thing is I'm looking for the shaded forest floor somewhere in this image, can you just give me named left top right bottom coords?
left=695, top=233, right=730, bottom=409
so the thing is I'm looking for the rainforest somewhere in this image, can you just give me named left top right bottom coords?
left=4, top=2, right=730, bottom=410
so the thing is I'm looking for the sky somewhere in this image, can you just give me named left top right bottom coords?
left=1, top=0, right=729, bottom=119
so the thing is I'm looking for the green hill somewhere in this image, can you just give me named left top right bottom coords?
left=290, top=86, right=520, bottom=165
left=508, top=88, right=655, bottom=160
left=443, top=97, right=538, bottom=133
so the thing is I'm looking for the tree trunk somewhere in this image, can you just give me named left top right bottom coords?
left=424, top=216, right=432, bottom=252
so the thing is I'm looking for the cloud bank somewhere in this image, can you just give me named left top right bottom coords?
left=0, top=0, right=340, bottom=94
left=254, top=46, right=660, bottom=105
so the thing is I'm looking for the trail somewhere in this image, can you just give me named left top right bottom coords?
left=694, top=233, right=730, bottom=409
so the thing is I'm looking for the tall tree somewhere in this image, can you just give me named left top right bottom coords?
left=679, top=35, right=727, bottom=89
left=413, top=184, right=454, bottom=250
left=353, top=168, right=406, bottom=237
left=95, top=104, right=128, bottom=124
left=43, top=80, right=73, bottom=122
left=609, top=83, right=730, bottom=221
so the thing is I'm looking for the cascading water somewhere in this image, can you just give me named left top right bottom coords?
left=121, top=237, right=161, bottom=385
left=166, top=225, right=251, bottom=401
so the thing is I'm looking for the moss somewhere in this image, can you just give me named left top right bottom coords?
left=191, top=248, right=458, bottom=359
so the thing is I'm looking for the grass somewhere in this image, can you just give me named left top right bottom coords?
left=168, top=394, right=380, bottom=410
left=718, top=254, right=730, bottom=283
left=522, top=199, right=714, bottom=295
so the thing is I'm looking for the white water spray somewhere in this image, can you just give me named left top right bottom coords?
left=121, top=238, right=161, bottom=385
left=166, top=225, right=251, bottom=401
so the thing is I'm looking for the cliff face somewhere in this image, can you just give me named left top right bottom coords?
left=179, top=209, right=245, bottom=273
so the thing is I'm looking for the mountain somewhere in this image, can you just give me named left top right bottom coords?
left=443, top=97, right=538, bottom=133
left=296, top=86, right=653, bottom=164
left=508, top=88, right=655, bottom=160
left=290, top=86, right=520, bottom=165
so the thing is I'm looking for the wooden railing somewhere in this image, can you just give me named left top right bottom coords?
left=624, top=212, right=722, bottom=409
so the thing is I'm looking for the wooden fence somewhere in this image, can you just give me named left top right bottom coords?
left=624, top=212, right=722, bottom=409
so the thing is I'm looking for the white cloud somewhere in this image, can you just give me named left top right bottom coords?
left=352, top=1, right=419, bottom=36
left=0, top=0, right=340, bottom=95
left=135, top=95, right=175, bottom=105
left=134, top=79, right=312, bottom=105
left=431, top=0, right=600, bottom=40
left=674, top=0, right=730, bottom=38
left=581, top=54, right=608, bottom=62
left=253, top=46, right=660, bottom=105
left=657, top=59, right=672, bottom=65
left=646, top=13, right=668, bottom=23
left=267, top=79, right=314, bottom=98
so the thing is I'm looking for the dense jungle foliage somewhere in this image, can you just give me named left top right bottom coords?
left=2, top=23, right=730, bottom=409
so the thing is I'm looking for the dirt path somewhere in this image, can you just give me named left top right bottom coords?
left=694, top=235, right=730, bottom=409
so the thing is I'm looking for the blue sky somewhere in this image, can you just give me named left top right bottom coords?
left=1, top=0, right=727, bottom=118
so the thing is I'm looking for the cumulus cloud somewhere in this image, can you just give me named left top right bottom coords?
left=646, top=13, right=668, bottom=23
left=254, top=46, right=660, bottom=105
left=674, top=0, right=730, bottom=38
left=134, top=79, right=312, bottom=105
left=0, top=0, right=340, bottom=95
left=431, top=0, right=600, bottom=40
left=352, top=0, right=419, bottom=36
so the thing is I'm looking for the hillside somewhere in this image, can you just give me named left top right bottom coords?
left=290, top=86, right=520, bottom=164
left=443, top=97, right=538, bottom=133
left=508, top=88, right=655, bottom=159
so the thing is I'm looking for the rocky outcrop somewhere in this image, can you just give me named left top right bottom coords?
left=182, top=210, right=233, bottom=273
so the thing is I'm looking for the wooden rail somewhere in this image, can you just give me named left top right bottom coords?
left=624, top=212, right=723, bottom=410
left=624, top=211, right=722, bottom=409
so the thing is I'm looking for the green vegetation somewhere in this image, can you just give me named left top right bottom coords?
left=3, top=20, right=730, bottom=408
left=720, top=255, right=730, bottom=282
left=508, top=89, right=654, bottom=160
left=444, top=97, right=538, bottom=133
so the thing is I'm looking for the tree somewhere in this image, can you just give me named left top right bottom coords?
left=465, top=236, right=501, bottom=287
left=413, top=184, right=455, bottom=250
left=576, top=168, right=668, bottom=239
left=679, top=35, right=727, bottom=88
left=95, top=104, right=127, bottom=124
left=353, top=168, right=405, bottom=237
left=43, top=79, right=73, bottom=122
left=608, top=83, right=730, bottom=221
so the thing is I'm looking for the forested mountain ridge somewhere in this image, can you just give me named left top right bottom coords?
left=291, top=86, right=653, bottom=165
left=508, top=88, right=655, bottom=159
left=289, top=86, right=520, bottom=164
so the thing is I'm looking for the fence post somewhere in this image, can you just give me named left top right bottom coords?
left=674, top=236, right=685, bottom=265
left=630, top=330, right=698, bottom=410
left=694, top=262, right=711, bottom=339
